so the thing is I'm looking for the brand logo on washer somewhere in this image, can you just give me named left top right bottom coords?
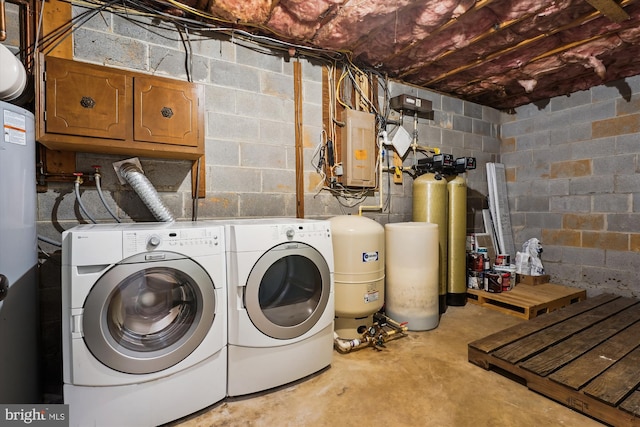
left=362, top=252, right=378, bottom=262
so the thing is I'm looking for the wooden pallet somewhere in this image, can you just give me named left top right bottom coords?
left=467, top=283, right=587, bottom=319
left=469, top=294, right=640, bottom=427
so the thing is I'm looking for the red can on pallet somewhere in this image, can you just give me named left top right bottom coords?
left=486, top=271, right=502, bottom=293
left=467, top=252, right=485, bottom=272
left=495, top=254, right=511, bottom=266
left=501, top=272, right=511, bottom=292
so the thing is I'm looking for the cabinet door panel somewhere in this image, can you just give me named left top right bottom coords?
left=134, top=77, right=199, bottom=147
left=45, top=58, right=128, bottom=140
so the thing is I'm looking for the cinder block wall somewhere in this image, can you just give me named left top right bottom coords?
left=36, top=6, right=501, bottom=242
left=34, top=9, right=501, bottom=399
left=501, top=77, right=640, bottom=297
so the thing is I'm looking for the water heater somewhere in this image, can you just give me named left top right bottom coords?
left=0, top=100, right=39, bottom=402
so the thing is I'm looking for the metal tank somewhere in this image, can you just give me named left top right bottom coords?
left=0, top=100, right=39, bottom=402
left=412, top=172, right=448, bottom=314
left=447, top=174, right=468, bottom=306
left=329, top=215, right=385, bottom=339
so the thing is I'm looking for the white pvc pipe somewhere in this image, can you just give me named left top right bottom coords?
left=333, top=332, right=368, bottom=353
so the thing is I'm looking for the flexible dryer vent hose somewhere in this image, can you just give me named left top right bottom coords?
left=118, top=162, right=174, bottom=223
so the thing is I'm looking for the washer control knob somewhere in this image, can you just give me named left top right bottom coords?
left=285, top=228, right=295, bottom=239
left=148, top=235, right=162, bottom=247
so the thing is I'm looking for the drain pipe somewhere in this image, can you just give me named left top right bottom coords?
left=117, top=162, right=174, bottom=223
left=334, top=333, right=369, bottom=353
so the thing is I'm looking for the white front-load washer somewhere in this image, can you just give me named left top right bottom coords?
left=224, top=218, right=334, bottom=396
left=61, top=222, right=227, bottom=427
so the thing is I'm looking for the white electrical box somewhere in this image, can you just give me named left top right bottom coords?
left=340, top=109, right=376, bottom=188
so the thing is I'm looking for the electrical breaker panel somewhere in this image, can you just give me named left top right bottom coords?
left=340, top=109, right=376, bottom=188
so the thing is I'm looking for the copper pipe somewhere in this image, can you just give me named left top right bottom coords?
left=0, top=0, right=7, bottom=42
left=0, top=0, right=35, bottom=72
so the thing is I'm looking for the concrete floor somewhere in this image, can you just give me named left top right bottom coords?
left=169, top=303, right=605, bottom=427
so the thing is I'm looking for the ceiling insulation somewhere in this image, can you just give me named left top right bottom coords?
left=163, top=0, right=640, bottom=110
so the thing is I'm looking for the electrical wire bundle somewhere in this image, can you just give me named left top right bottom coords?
left=311, top=59, right=396, bottom=212
left=27, top=0, right=432, bottom=218
left=30, top=0, right=349, bottom=79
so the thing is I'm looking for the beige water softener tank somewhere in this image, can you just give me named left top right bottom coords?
left=412, top=172, right=448, bottom=314
left=329, top=215, right=385, bottom=339
left=385, top=222, right=439, bottom=331
left=447, top=174, right=468, bottom=306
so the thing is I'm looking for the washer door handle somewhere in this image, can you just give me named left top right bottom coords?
left=0, top=274, right=9, bottom=302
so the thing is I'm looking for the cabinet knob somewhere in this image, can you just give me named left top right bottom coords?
left=161, top=107, right=174, bottom=118
left=80, top=96, right=96, bottom=108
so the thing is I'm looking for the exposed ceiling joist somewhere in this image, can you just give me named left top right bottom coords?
left=586, top=0, right=631, bottom=22
left=99, top=0, right=640, bottom=110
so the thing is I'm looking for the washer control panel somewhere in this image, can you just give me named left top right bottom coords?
left=123, top=227, right=222, bottom=257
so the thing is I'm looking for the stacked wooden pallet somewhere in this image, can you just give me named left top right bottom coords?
left=469, top=294, right=640, bottom=426
left=467, top=282, right=586, bottom=319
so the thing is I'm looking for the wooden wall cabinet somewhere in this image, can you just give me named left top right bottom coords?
left=36, top=56, right=204, bottom=160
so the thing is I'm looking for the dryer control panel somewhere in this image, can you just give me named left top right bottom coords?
left=226, top=219, right=332, bottom=255
left=123, top=227, right=223, bottom=257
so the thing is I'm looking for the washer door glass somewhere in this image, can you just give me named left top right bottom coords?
left=83, top=253, right=216, bottom=374
left=244, top=242, right=331, bottom=340
left=107, top=267, right=196, bottom=352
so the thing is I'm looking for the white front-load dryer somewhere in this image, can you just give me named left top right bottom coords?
left=61, top=222, right=227, bottom=427
left=225, top=218, right=334, bottom=396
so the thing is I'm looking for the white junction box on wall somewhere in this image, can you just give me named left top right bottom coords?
left=340, top=109, right=376, bottom=188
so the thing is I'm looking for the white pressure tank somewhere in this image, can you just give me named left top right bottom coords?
left=0, top=44, right=27, bottom=101
left=329, top=215, right=385, bottom=339
left=385, top=222, right=440, bottom=331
